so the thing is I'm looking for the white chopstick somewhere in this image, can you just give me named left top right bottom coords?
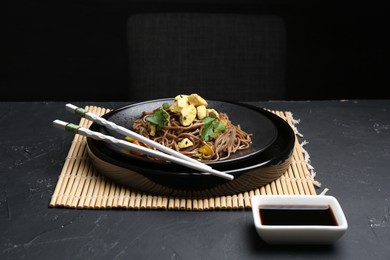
left=53, top=119, right=234, bottom=180
left=65, top=103, right=213, bottom=169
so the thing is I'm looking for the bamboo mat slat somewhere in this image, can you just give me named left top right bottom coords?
left=50, top=106, right=318, bottom=210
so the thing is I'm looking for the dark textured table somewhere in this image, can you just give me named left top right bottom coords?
left=1, top=100, right=389, bottom=260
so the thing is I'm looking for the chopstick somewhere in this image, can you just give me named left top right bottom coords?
left=55, top=105, right=234, bottom=180
left=65, top=103, right=213, bottom=169
left=53, top=120, right=233, bottom=180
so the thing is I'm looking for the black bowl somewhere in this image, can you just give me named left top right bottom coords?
left=87, top=101, right=295, bottom=191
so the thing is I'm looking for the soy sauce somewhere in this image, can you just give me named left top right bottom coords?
left=259, top=205, right=338, bottom=226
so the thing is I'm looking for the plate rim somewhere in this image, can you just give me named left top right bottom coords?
left=88, top=98, right=279, bottom=167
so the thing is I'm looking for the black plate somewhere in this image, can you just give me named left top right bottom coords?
left=88, top=99, right=278, bottom=167
left=87, top=101, right=295, bottom=190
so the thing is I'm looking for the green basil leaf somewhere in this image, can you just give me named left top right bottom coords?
left=146, top=109, right=165, bottom=130
left=213, top=121, right=226, bottom=132
left=202, top=114, right=216, bottom=124
left=201, top=114, right=226, bottom=141
left=201, top=122, right=215, bottom=141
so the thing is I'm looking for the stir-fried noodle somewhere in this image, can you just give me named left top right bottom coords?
left=132, top=109, right=253, bottom=162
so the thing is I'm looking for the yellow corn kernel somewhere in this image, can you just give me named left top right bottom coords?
left=199, top=143, right=213, bottom=156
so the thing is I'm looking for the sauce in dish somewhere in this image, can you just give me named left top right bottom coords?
left=259, top=204, right=338, bottom=226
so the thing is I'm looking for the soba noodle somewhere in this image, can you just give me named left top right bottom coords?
left=131, top=101, right=253, bottom=162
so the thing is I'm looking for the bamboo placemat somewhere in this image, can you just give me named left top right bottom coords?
left=50, top=106, right=319, bottom=210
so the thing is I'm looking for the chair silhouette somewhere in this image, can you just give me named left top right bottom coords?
left=126, top=13, right=286, bottom=102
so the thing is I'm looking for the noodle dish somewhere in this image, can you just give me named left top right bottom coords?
left=128, top=94, right=253, bottom=162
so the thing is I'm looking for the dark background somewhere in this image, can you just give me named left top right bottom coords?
left=3, top=0, right=389, bottom=101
